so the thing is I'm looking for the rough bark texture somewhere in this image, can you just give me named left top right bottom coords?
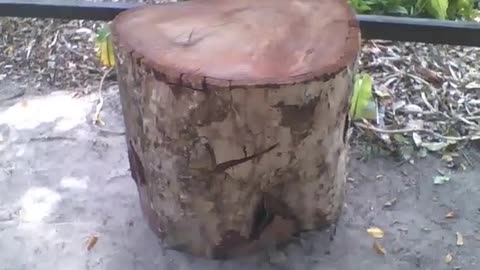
left=111, top=0, right=360, bottom=259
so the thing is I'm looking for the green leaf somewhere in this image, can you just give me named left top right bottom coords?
left=349, top=0, right=373, bottom=13
left=426, top=0, right=449, bottom=19
left=388, top=5, right=410, bottom=15
left=350, top=73, right=377, bottom=121
left=416, top=0, right=429, bottom=13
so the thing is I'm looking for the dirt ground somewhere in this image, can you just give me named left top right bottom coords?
left=1, top=80, right=479, bottom=270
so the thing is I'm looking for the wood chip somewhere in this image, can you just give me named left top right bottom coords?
left=85, top=235, right=99, bottom=251
left=373, top=240, right=386, bottom=255
left=445, top=211, right=456, bottom=218
left=456, top=232, right=464, bottom=246
left=444, top=253, right=453, bottom=264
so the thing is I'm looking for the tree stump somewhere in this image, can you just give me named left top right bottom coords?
left=111, top=0, right=360, bottom=259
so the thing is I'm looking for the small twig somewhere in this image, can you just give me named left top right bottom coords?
left=465, top=103, right=473, bottom=116
left=462, top=150, right=474, bottom=168
left=0, top=88, right=25, bottom=102
left=60, top=34, right=90, bottom=59
left=420, top=91, right=436, bottom=112
left=465, top=115, right=480, bottom=120
left=405, top=73, right=436, bottom=90
left=404, top=72, right=452, bottom=118
left=355, top=122, right=472, bottom=142
left=453, top=114, right=479, bottom=128
left=48, top=30, right=60, bottom=48
left=382, top=75, right=401, bottom=87
left=95, top=127, right=125, bottom=136
left=467, top=108, right=480, bottom=116
left=92, top=67, right=113, bottom=126
left=420, top=90, right=455, bottom=122
left=29, top=136, right=76, bottom=142
left=381, top=62, right=402, bottom=73
left=25, top=39, right=36, bottom=60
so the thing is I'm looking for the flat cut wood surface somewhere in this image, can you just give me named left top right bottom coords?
left=112, top=0, right=360, bottom=87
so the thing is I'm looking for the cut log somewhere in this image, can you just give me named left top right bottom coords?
left=111, top=0, right=360, bottom=259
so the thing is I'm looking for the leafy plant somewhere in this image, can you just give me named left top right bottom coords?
left=350, top=0, right=375, bottom=13
left=95, top=23, right=115, bottom=68
left=348, top=0, right=476, bottom=20
left=349, top=0, right=422, bottom=16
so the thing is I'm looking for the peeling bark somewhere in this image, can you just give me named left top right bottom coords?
left=111, top=0, right=360, bottom=259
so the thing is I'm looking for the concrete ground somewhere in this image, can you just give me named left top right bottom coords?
left=1, top=81, right=479, bottom=270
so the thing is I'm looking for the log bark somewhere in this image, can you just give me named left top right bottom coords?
left=111, top=0, right=360, bottom=259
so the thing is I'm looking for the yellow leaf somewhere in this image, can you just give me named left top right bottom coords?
left=456, top=232, right=464, bottom=246
left=373, top=240, right=386, bottom=255
left=444, top=253, right=453, bottom=263
left=367, top=226, right=385, bottom=238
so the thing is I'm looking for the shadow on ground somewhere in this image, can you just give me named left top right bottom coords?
left=0, top=81, right=479, bottom=270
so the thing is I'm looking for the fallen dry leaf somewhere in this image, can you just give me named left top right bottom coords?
left=367, top=227, right=385, bottom=238
left=456, top=232, right=464, bottom=246
left=444, top=253, right=453, bottom=264
left=415, top=65, right=443, bottom=85
left=441, top=154, right=454, bottom=162
left=445, top=211, right=456, bottom=218
left=85, top=235, right=99, bottom=251
left=373, top=240, right=386, bottom=255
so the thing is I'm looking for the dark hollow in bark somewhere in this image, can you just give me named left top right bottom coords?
left=111, top=0, right=360, bottom=259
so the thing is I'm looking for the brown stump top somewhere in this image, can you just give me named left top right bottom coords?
left=112, top=0, right=360, bottom=87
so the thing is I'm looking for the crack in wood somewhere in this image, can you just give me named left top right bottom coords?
left=249, top=195, right=274, bottom=240
left=204, top=141, right=217, bottom=169
left=127, top=140, right=146, bottom=185
left=212, top=143, right=279, bottom=173
left=343, top=113, right=349, bottom=144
